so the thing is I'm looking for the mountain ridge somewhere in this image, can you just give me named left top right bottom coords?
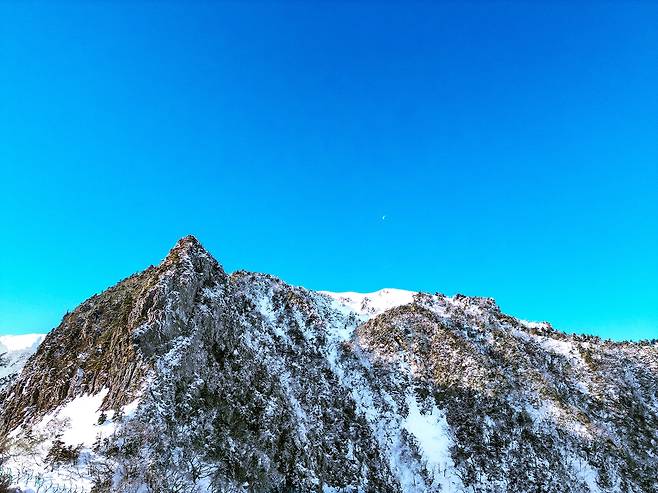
left=1, top=236, right=657, bottom=493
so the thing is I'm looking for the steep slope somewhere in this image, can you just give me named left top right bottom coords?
left=354, top=296, right=658, bottom=492
left=1, top=236, right=656, bottom=493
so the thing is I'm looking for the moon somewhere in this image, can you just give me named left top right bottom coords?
left=381, top=215, right=387, bottom=221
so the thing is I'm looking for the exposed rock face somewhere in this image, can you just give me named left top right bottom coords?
left=1, top=264, right=152, bottom=432
left=1, top=236, right=657, bottom=493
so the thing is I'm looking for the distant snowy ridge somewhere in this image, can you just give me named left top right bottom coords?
left=0, top=333, right=46, bottom=352
left=322, top=288, right=552, bottom=329
left=0, top=333, right=46, bottom=384
left=320, top=288, right=418, bottom=321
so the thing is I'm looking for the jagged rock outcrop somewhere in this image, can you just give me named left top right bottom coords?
left=1, top=236, right=656, bottom=493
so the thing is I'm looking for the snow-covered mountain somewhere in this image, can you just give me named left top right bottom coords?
left=1, top=236, right=656, bottom=493
left=0, top=333, right=45, bottom=387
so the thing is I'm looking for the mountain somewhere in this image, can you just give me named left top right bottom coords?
left=1, top=236, right=656, bottom=493
left=0, top=333, right=45, bottom=389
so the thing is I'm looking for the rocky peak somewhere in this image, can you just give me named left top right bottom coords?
left=0, top=236, right=225, bottom=432
left=165, top=235, right=205, bottom=260
left=160, top=235, right=225, bottom=277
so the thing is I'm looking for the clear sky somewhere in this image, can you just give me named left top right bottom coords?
left=1, top=2, right=656, bottom=340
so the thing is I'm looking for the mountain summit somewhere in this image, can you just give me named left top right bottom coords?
left=1, top=237, right=657, bottom=493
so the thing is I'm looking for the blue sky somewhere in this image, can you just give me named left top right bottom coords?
left=1, top=2, right=656, bottom=340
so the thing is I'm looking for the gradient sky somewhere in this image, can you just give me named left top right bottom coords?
left=1, top=2, right=657, bottom=340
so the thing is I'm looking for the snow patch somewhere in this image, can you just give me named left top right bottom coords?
left=519, top=320, right=551, bottom=330
left=404, top=394, right=462, bottom=491
left=320, top=288, right=417, bottom=321
left=5, top=390, right=141, bottom=493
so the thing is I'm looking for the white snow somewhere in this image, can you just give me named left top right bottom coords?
left=404, top=397, right=450, bottom=466
left=403, top=394, right=462, bottom=491
left=46, top=390, right=111, bottom=447
left=539, top=337, right=576, bottom=359
left=320, top=288, right=417, bottom=321
left=568, top=452, right=603, bottom=493
left=0, top=333, right=46, bottom=382
left=519, top=320, right=551, bottom=330
left=0, top=333, right=45, bottom=352
left=5, top=389, right=141, bottom=493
